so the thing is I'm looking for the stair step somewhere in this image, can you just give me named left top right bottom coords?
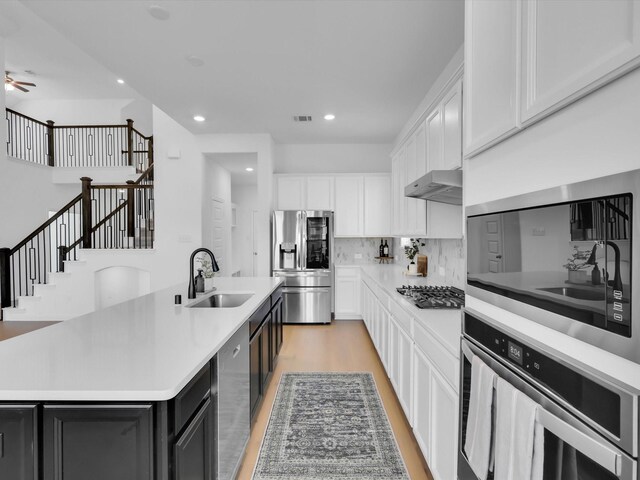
left=33, top=284, right=57, bottom=295
left=16, top=295, right=43, bottom=309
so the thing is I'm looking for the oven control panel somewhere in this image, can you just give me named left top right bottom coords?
left=464, top=312, right=622, bottom=438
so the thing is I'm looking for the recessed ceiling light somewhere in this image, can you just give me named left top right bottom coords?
left=117, top=79, right=125, bottom=84
left=193, top=115, right=205, bottom=122
left=324, top=114, right=336, bottom=121
left=147, top=5, right=170, bottom=20
left=245, top=167, right=254, bottom=172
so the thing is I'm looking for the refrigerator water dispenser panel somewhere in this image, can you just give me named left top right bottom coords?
left=279, top=243, right=297, bottom=270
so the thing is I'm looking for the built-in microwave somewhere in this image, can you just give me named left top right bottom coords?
left=466, top=169, right=638, bottom=363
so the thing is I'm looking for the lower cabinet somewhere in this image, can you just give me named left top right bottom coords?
left=42, top=404, right=154, bottom=480
left=173, top=398, right=212, bottom=480
left=249, top=287, right=284, bottom=423
left=361, top=277, right=459, bottom=480
left=0, top=404, right=38, bottom=480
left=335, top=267, right=362, bottom=319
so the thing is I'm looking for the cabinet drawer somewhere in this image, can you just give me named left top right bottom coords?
left=173, top=363, right=211, bottom=435
left=390, top=301, right=413, bottom=337
left=414, top=322, right=459, bottom=393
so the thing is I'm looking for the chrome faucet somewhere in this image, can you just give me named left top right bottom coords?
left=188, top=248, right=220, bottom=299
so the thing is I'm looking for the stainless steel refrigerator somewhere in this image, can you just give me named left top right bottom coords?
left=271, top=210, right=334, bottom=324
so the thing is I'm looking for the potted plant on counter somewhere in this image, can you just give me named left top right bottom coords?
left=404, top=238, right=425, bottom=274
left=563, top=245, right=592, bottom=284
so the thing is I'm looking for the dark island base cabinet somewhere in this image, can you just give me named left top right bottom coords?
left=42, top=405, right=154, bottom=480
left=0, top=404, right=38, bottom=480
left=249, top=288, right=283, bottom=423
left=173, top=397, right=212, bottom=480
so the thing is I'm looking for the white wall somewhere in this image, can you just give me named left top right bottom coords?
left=0, top=36, right=6, bottom=156
left=121, top=98, right=153, bottom=136
left=151, top=105, right=205, bottom=290
left=275, top=143, right=391, bottom=173
left=0, top=157, right=79, bottom=247
left=465, top=67, right=640, bottom=206
left=197, top=134, right=274, bottom=277
left=9, top=98, right=132, bottom=125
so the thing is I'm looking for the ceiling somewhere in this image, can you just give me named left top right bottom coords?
left=13, top=0, right=464, bottom=144
left=2, top=1, right=143, bottom=108
left=208, top=152, right=258, bottom=186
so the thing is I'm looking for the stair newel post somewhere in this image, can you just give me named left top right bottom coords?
left=46, top=120, right=55, bottom=167
left=81, top=177, right=93, bottom=249
left=0, top=247, right=11, bottom=317
left=57, top=246, right=67, bottom=273
left=126, top=180, right=136, bottom=238
left=147, top=135, right=154, bottom=175
left=126, top=118, right=134, bottom=168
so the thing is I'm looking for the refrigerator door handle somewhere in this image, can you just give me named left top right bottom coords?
left=282, top=287, right=331, bottom=294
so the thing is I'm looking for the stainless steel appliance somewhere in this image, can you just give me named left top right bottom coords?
left=466, top=169, right=638, bottom=363
left=405, top=169, right=463, bottom=204
left=396, top=285, right=465, bottom=309
left=459, top=309, right=638, bottom=480
left=271, top=210, right=333, bottom=324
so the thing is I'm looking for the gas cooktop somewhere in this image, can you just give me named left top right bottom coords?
left=396, top=285, right=465, bottom=309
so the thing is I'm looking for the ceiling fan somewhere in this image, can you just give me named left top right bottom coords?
left=5, top=71, right=36, bottom=92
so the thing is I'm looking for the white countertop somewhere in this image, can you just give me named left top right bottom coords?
left=0, top=277, right=282, bottom=401
left=358, top=264, right=462, bottom=357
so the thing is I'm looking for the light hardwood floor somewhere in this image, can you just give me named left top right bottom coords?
left=236, top=320, right=434, bottom=480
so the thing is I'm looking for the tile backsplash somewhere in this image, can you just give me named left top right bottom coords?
left=393, top=238, right=465, bottom=288
left=335, top=237, right=465, bottom=288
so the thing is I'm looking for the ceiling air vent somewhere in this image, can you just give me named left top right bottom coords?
left=293, top=115, right=313, bottom=122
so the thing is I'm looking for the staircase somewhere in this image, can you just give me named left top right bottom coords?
left=1, top=109, right=155, bottom=320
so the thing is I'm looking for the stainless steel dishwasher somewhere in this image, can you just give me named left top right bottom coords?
left=216, top=321, right=250, bottom=480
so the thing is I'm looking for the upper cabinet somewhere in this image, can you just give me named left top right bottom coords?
left=389, top=75, right=463, bottom=239
left=334, top=176, right=364, bottom=237
left=464, top=0, right=640, bottom=158
left=463, top=0, right=520, bottom=157
left=305, top=176, right=335, bottom=211
left=521, top=0, right=640, bottom=122
left=275, top=173, right=391, bottom=237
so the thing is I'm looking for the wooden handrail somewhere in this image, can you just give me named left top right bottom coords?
left=53, top=124, right=128, bottom=129
left=135, top=164, right=154, bottom=184
left=132, top=126, right=152, bottom=140
left=6, top=108, right=49, bottom=128
left=91, top=184, right=154, bottom=190
left=10, top=194, right=82, bottom=254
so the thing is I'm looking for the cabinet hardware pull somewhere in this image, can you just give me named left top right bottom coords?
left=0, top=432, right=4, bottom=458
left=233, top=346, right=241, bottom=358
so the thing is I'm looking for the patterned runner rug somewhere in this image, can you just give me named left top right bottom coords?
left=252, top=372, right=410, bottom=480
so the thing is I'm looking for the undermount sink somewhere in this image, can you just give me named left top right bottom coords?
left=188, top=293, right=254, bottom=308
left=536, top=287, right=605, bottom=302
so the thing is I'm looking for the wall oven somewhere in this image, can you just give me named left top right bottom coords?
left=459, top=309, right=639, bottom=480
left=466, top=169, right=638, bottom=363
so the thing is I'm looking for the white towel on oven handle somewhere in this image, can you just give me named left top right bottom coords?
left=494, top=377, right=545, bottom=480
left=464, top=355, right=497, bottom=480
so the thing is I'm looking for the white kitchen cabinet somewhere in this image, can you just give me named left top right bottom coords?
left=306, top=176, right=334, bottom=211
left=391, top=151, right=406, bottom=235
left=521, top=0, right=640, bottom=123
left=426, top=107, right=443, bottom=171
left=463, top=0, right=520, bottom=157
left=276, top=176, right=306, bottom=210
left=363, top=175, right=391, bottom=237
left=429, top=368, right=458, bottom=480
left=412, top=346, right=432, bottom=460
left=397, top=323, right=414, bottom=423
left=334, top=176, right=364, bottom=237
left=442, top=79, right=462, bottom=170
left=388, top=316, right=400, bottom=392
left=335, top=267, right=361, bottom=320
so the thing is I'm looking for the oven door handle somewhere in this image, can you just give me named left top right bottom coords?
left=536, top=408, right=621, bottom=475
left=461, top=341, right=622, bottom=476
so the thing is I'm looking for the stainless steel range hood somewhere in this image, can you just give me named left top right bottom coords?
left=404, top=169, right=462, bottom=205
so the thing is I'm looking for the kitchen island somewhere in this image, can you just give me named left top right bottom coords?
left=0, top=276, right=283, bottom=480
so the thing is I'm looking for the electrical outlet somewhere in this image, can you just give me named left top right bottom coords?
left=438, top=266, right=445, bottom=277
left=354, top=253, right=363, bottom=259
left=532, top=227, right=546, bottom=236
